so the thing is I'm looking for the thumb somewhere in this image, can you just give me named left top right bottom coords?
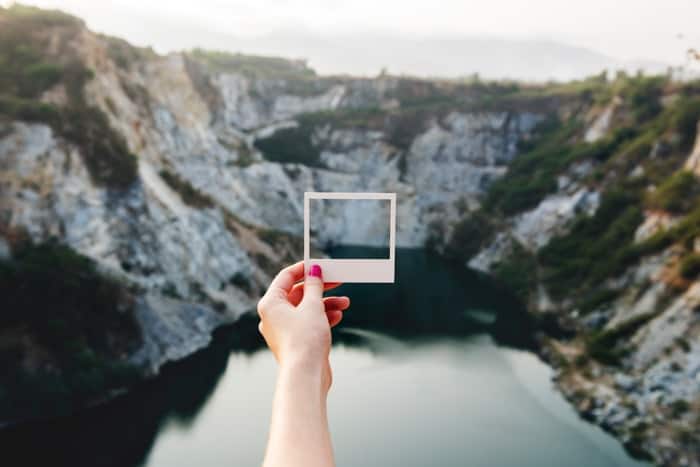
left=302, top=263, right=324, bottom=306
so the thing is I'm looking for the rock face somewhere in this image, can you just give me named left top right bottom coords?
left=0, top=24, right=541, bottom=378
left=469, top=165, right=600, bottom=273
left=466, top=91, right=700, bottom=465
left=3, top=9, right=699, bottom=465
left=130, top=294, right=233, bottom=375
left=684, top=121, right=700, bottom=175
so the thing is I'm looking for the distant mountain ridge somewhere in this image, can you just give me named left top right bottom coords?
left=67, top=10, right=669, bottom=81
left=1, top=6, right=699, bottom=465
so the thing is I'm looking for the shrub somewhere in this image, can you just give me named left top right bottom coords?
left=0, top=9, right=138, bottom=189
left=102, top=35, right=155, bottom=71
left=620, top=75, right=666, bottom=123
left=585, top=312, right=655, bottom=365
left=633, top=204, right=700, bottom=259
left=0, top=241, right=141, bottom=419
left=58, top=105, right=138, bottom=189
left=4, top=4, right=82, bottom=27
left=539, top=189, right=643, bottom=299
left=0, top=6, right=82, bottom=99
left=228, top=272, right=253, bottom=294
left=491, top=241, right=537, bottom=304
left=670, top=97, right=700, bottom=151
left=0, top=95, right=60, bottom=123
left=386, top=109, right=430, bottom=151
left=445, top=210, right=495, bottom=261
left=577, top=288, right=620, bottom=314
left=159, top=169, right=214, bottom=208
left=669, top=399, right=690, bottom=419
left=679, top=253, right=700, bottom=279
left=254, top=124, right=321, bottom=167
left=646, top=171, right=700, bottom=214
left=189, top=48, right=316, bottom=81
left=483, top=117, right=634, bottom=216
left=0, top=242, right=139, bottom=346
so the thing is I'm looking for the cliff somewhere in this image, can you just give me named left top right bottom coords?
left=0, top=5, right=543, bottom=422
left=463, top=78, right=700, bottom=464
left=1, top=6, right=699, bottom=465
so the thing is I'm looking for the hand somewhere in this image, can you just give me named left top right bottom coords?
left=257, top=261, right=350, bottom=391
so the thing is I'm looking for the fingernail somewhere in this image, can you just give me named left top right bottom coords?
left=309, top=264, right=322, bottom=278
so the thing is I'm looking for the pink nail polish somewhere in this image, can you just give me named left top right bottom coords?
left=309, top=264, right=322, bottom=278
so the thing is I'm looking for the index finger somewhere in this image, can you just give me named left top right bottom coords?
left=264, top=261, right=304, bottom=300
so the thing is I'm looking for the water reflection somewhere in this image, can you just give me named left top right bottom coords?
left=0, top=319, right=256, bottom=467
left=0, top=249, right=643, bottom=467
left=330, top=247, right=535, bottom=346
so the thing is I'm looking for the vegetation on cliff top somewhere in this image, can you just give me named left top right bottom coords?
left=0, top=4, right=138, bottom=189
left=189, top=48, right=316, bottom=81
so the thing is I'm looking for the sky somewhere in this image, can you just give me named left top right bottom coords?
left=5, top=0, right=700, bottom=78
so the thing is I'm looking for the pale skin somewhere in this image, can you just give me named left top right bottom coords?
left=257, top=261, right=349, bottom=467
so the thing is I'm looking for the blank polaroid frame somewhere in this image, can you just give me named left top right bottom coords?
left=304, top=192, right=396, bottom=283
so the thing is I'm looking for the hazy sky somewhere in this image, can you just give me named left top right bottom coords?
left=7, top=0, right=700, bottom=68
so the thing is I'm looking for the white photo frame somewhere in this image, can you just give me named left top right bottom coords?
left=304, top=192, right=396, bottom=283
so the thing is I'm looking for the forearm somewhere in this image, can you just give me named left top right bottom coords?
left=263, top=358, right=334, bottom=467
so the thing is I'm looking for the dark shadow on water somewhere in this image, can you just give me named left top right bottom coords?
left=0, top=318, right=262, bottom=467
left=328, top=247, right=535, bottom=348
left=0, top=247, right=534, bottom=467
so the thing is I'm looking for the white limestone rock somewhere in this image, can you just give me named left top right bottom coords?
left=634, top=211, right=679, bottom=243
left=130, top=294, right=236, bottom=375
left=512, top=188, right=599, bottom=250
left=468, top=232, right=513, bottom=273
left=584, top=98, right=620, bottom=143
left=683, top=121, right=700, bottom=176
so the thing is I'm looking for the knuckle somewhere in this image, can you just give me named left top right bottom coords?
left=257, top=297, right=268, bottom=317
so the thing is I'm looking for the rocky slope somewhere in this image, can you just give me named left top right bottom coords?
left=1, top=6, right=699, bottom=465
left=0, top=6, right=543, bottom=422
left=463, top=79, right=700, bottom=464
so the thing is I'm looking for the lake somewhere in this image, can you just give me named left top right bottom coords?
left=0, top=248, right=647, bottom=467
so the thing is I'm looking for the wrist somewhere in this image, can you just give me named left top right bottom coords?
left=278, top=353, right=330, bottom=395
